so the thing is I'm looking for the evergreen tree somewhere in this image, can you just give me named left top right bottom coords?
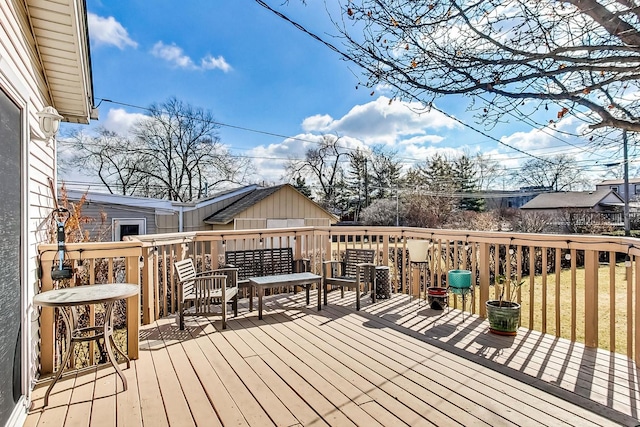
left=291, top=176, right=312, bottom=199
left=454, top=155, right=484, bottom=212
left=370, top=146, right=402, bottom=200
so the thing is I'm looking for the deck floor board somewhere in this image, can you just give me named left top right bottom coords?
left=25, top=291, right=640, bottom=426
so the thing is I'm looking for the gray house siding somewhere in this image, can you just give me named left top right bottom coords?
left=79, top=202, right=158, bottom=241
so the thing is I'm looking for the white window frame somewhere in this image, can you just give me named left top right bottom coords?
left=112, top=218, right=146, bottom=241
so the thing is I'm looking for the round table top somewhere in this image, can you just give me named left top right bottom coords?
left=33, top=283, right=139, bottom=307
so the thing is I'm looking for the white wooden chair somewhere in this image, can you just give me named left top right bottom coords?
left=174, top=258, right=238, bottom=330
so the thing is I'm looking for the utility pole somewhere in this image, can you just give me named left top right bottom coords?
left=623, top=130, right=631, bottom=236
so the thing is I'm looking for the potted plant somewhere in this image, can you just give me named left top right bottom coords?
left=486, top=275, right=523, bottom=336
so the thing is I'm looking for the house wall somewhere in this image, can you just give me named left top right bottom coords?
left=155, top=212, right=179, bottom=234
left=72, top=202, right=160, bottom=241
left=1, top=0, right=59, bottom=422
left=596, top=181, right=640, bottom=200
left=221, top=186, right=335, bottom=230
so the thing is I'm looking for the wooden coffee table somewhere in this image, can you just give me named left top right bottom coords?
left=248, top=273, right=322, bottom=319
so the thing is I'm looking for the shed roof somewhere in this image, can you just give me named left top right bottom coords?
left=520, top=189, right=624, bottom=209
left=64, top=185, right=257, bottom=214
left=204, top=185, right=285, bottom=224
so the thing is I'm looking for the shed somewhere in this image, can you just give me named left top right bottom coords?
left=64, top=184, right=338, bottom=240
left=203, top=184, right=338, bottom=230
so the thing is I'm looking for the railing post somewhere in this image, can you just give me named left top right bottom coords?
left=479, top=242, right=490, bottom=317
left=634, top=254, right=639, bottom=364
left=125, top=255, right=140, bottom=359
left=141, top=247, right=155, bottom=324
left=584, top=249, right=599, bottom=348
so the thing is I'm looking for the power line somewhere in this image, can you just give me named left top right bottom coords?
left=252, top=0, right=618, bottom=164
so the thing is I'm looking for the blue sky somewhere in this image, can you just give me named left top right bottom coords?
left=60, top=0, right=626, bottom=191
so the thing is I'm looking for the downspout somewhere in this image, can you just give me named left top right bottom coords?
left=179, top=205, right=184, bottom=233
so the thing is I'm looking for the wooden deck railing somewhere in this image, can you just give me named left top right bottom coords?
left=37, top=226, right=640, bottom=370
left=37, top=241, right=143, bottom=375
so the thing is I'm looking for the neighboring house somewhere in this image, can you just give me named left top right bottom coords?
left=596, top=178, right=640, bottom=201
left=520, top=189, right=624, bottom=214
left=483, top=186, right=553, bottom=210
left=64, top=184, right=338, bottom=240
left=1, top=2, right=94, bottom=425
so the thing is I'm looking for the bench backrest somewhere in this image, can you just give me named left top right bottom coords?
left=225, top=247, right=294, bottom=280
left=343, top=249, right=376, bottom=278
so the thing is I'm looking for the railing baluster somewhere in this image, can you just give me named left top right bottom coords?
left=162, top=247, right=168, bottom=318
left=555, top=248, right=561, bottom=337
left=529, top=246, right=535, bottom=331
left=542, top=248, right=548, bottom=334
left=584, top=249, right=599, bottom=347
left=609, top=251, right=616, bottom=352
left=571, top=248, right=577, bottom=342
left=471, top=242, right=477, bottom=314
left=631, top=255, right=637, bottom=360
left=479, top=242, right=490, bottom=317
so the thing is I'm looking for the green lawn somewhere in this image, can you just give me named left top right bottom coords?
left=466, top=263, right=633, bottom=355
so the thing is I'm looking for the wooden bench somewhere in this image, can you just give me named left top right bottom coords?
left=224, top=247, right=314, bottom=313
left=323, top=248, right=376, bottom=310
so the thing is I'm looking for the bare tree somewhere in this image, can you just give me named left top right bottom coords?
left=286, top=134, right=350, bottom=209
left=265, top=1, right=640, bottom=138
left=474, top=153, right=504, bottom=191
left=61, top=97, right=252, bottom=201
left=513, top=154, right=589, bottom=191
left=61, top=128, right=151, bottom=196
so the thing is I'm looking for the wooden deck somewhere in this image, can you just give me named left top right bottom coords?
left=25, top=291, right=640, bottom=426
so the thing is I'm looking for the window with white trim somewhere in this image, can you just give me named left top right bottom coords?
left=112, top=218, right=146, bottom=241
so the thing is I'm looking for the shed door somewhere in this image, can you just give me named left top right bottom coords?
left=0, top=89, right=22, bottom=425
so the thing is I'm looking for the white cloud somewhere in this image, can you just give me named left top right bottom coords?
left=151, top=42, right=195, bottom=69
left=301, top=96, right=459, bottom=146
left=151, top=41, right=232, bottom=72
left=201, top=55, right=232, bottom=72
left=102, top=108, right=147, bottom=134
left=399, top=135, right=445, bottom=145
left=500, top=116, right=580, bottom=152
left=88, top=13, right=137, bottom=49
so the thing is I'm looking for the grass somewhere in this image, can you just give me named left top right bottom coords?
left=463, top=263, right=633, bottom=355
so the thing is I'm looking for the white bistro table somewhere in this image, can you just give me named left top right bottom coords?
left=33, top=283, right=139, bottom=406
